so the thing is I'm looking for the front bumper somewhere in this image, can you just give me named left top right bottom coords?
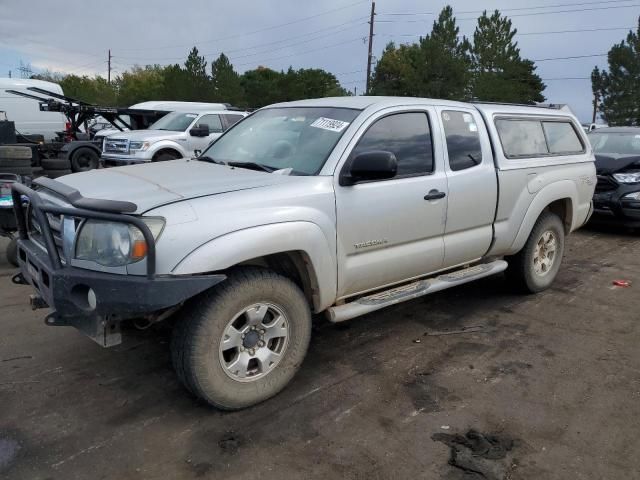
left=101, top=153, right=150, bottom=167
left=592, top=188, right=640, bottom=227
left=12, top=180, right=225, bottom=347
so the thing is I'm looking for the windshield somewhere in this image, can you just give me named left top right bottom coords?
left=201, top=107, right=360, bottom=175
left=589, top=132, right=640, bottom=155
left=149, top=112, right=198, bottom=132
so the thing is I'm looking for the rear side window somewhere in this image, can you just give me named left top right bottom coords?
left=543, top=122, right=583, bottom=154
left=223, top=114, right=244, bottom=128
left=496, top=120, right=548, bottom=157
left=442, top=110, right=483, bottom=171
left=496, top=118, right=585, bottom=158
left=352, top=112, right=433, bottom=176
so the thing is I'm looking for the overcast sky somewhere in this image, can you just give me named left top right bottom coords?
left=1, top=0, right=638, bottom=122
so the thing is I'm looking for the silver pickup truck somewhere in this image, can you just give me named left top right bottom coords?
left=11, top=97, right=596, bottom=409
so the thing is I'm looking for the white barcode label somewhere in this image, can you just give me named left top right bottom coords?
left=310, top=117, right=350, bottom=132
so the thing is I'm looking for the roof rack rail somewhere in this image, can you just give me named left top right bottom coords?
left=471, top=100, right=567, bottom=110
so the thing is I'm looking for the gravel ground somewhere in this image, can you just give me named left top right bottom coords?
left=1, top=226, right=639, bottom=480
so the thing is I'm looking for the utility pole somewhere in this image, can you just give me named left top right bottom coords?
left=8, top=70, right=11, bottom=78
left=108, top=49, right=112, bottom=85
left=366, top=1, right=375, bottom=95
left=592, top=92, right=598, bottom=124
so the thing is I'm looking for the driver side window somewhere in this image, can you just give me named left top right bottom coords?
left=196, top=114, right=223, bottom=133
left=351, top=112, right=434, bottom=177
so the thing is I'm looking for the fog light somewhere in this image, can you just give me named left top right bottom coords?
left=624, top=192, right=640, bottom=201
left=87, top=288, right=97, bottom=310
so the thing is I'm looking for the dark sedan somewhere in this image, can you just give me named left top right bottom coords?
left=588, top=127, right=640, bottom=227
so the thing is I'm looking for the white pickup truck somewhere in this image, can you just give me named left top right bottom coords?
left=100, top=109, right=247, bottom=165
left=12, top=96, right=595, bottom=410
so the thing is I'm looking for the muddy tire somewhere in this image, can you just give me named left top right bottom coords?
left=6, top=237, right=18, bottom=267
left=506, top=212, right=565, bottom=293
left=171, top=268, right=312, bottom=410
left=70, top=147, right=100, bottom=172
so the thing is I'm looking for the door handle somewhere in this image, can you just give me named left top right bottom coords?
left=424, top=190, right=446, bottom=201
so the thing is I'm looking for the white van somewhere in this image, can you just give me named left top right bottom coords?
left=0, top=78, right=67, bottom=142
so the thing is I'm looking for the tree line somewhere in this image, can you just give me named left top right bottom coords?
left=34, top=49, right=349, bottom=109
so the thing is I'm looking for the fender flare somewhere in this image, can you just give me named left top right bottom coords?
left=508, top=180, right=577, bottom=254
left=171, top=221, right=337, bottom=311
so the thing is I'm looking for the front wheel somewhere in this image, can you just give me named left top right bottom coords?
left=171, top=268, right=312, bottom=410
left=506, top=212, right=565, bottom=293
left=70, top=147, right=100, bottom=172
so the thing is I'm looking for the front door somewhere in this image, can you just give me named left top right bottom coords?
left=334, top=108, right=448, bottom=299
left=188, top=114, right=224, bottom=155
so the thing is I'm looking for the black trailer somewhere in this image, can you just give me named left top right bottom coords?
left=1, top=87, right=170, bottom=174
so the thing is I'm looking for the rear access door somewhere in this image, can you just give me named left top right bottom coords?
left=435, top=106, right=497, bottom=267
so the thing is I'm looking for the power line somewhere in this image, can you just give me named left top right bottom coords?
left=233, top=37, right=366, bottom=68
left=379, top=0, right=636, bottom=16
left=376, top=3, right=640, bottom=23
left=533, top=53, right=607, bottom=61
left=378, top=26, right=634, bottom=38
left=116, top=0, right=369, bottom=53
left=114, top=19, right=368, bottom=63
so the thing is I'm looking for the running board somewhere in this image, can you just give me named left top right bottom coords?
left=327, top=260, right=508, bottom=323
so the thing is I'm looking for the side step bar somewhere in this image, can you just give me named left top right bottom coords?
left=327, top=260, right=508, bottom=323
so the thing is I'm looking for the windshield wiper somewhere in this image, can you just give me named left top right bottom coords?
left=197, top=155, right=228, bottom=166
left=227, top=161, right=275, bottom=173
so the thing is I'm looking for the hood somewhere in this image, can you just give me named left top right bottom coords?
left=55, top=159, right=296, bottom=212
left=105, top=129, right=185, bottom=142
left=595, top=154, right=640, bottom=174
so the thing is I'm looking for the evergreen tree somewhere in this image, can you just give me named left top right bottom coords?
left=471, top=10, right=545, bottom=103
left=211, top=53, right=245, bottom=106
left=592, top=19, right=640, bottom=125
left=371, top=7, right=470, bottom=99
left=183, top=47, right=211, bottom=101
left=416, top=6, right=472, bottom=99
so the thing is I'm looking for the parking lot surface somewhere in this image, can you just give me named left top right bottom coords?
left=1, top=227, right=639, bottom=480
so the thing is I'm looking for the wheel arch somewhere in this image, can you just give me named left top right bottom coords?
left=152, top=147, right=183, bottom=161
left=508, top=181, right=577, bottom=255
left=171, top=222, right=337, bottom=312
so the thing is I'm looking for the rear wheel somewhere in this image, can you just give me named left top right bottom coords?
left=506, top=212, right=565, bottom=293
left=70, top=147, right=100, bottom=172
left=171, top=268, right=312, bottom=410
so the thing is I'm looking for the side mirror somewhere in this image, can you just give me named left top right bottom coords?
left=341, top=150, right=398, bottom=186
left=189, top=124, right=210, bottom=137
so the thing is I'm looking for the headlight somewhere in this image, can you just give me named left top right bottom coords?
left=613, top=172, right=640, bottom=184
left=129, top=141, right=151, bottom=151
left=74, top=218, right=165, bottom=267
left=624, top=192, right=640, bottom=201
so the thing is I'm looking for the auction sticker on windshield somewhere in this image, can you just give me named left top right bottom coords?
left=311, top=117, right=350, bottom=132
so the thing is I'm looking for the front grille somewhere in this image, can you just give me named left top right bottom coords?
left=595, top=175, right=618, bottom=192
left=103, top=138, right=129, bottom=154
